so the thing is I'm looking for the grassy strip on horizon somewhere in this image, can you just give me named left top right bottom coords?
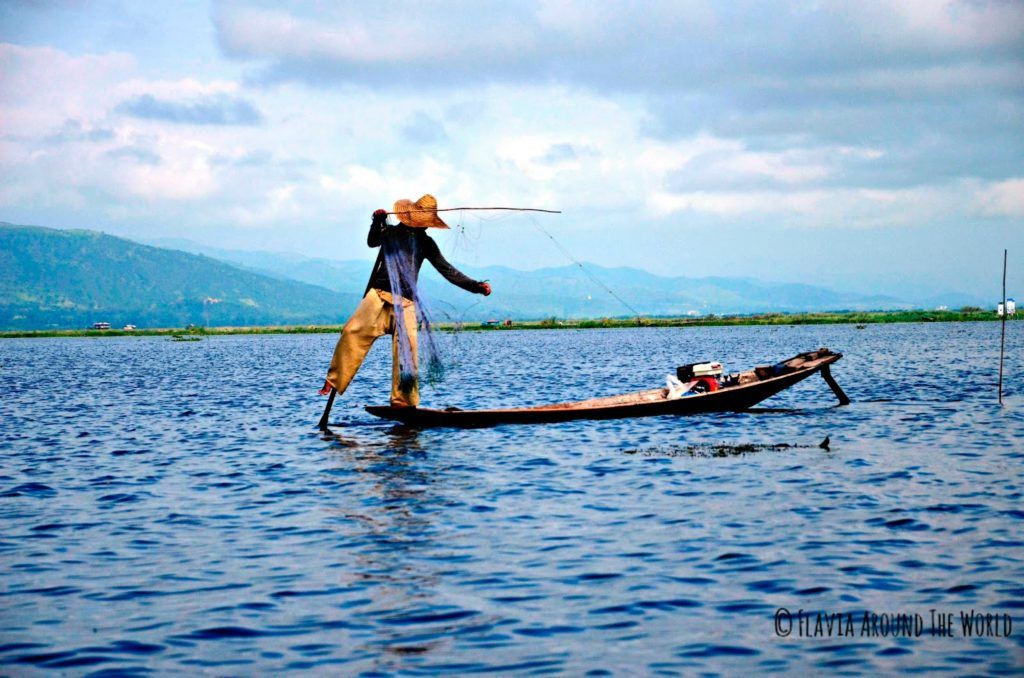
left=0, top=308, right=1012, bottom=339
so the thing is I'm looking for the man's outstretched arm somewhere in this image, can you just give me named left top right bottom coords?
left=424, top=238, right=491, bottom=295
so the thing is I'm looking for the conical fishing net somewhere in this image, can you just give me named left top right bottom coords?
left=380, top=226, right=446, bottom=397
left=377, top=209, right=574, bottom=401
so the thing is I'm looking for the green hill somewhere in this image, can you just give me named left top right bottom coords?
left=0, top=223, right=362, bottom=330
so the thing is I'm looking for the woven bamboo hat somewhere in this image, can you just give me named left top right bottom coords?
left=392, top=194, right=449, bottom=229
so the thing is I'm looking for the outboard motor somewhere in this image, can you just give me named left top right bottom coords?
left=676, top=361, right=723, bottom=393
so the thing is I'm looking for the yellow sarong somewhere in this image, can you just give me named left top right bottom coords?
left=326, top=289, right=418, bottom=407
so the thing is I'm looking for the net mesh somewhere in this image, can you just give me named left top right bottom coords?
left=377, top=210, right=577, bottom=399
left=380, top=225, right=446, bottom=397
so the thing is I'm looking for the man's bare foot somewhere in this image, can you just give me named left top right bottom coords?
left=318, top=380, right=333, bottom=396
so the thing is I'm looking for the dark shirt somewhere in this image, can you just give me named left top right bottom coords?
left=365, top=222, right=482, bottom=297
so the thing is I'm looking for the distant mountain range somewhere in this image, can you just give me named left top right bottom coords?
left=149, top=236, right=962, bottom=320
left=0, top=224, right=361, bottom=330
left=0, top=223, right=984, bottom=330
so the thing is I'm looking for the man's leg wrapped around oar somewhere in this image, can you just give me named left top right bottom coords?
left=325, top=290, right=391, bottom=397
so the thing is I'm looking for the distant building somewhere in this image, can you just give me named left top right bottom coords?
left=997, top=303, right=1005, bottom=317
left=1008, top=298, right=1016, bottom=315
left=123, top=324, right=137, bottom=331
left=90, top=321, right=111, bottom=330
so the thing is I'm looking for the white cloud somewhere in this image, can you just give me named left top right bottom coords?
left=0, top=44, right=266, bottom=207
left=887, top=0, right=1024, bottom=48
left=1, top=37, right=1015, bottom=242
left=212, top=1, right=1024, bottom=90
left=0, top=43, right=134, bottom=136
left=116, top=77, right=243, bottom=100
left=215, top=4, right=534, bottom=65
left=494, top=135, right=587, bottom=182
left=320, top=166, right=389, bottom=199
left=974, top=178, right=1024, bottom=218
left=648, top=182, right=973, bottom=229
left=112, top=139, right=219, bottom=201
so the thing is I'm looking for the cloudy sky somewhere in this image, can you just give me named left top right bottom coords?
left=1, top=1, right=1021, bottom=299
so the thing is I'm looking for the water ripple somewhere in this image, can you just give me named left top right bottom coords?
left=0, top=323, right=1021, bottom=674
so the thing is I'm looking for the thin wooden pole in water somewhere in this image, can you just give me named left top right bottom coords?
left=998, top=249, right=1007, bottom=406
left=821, top=365, right=850, bottom=406
left=318, top=388, right=337, bottom=429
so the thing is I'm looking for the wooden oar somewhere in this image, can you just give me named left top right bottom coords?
left=318, top=388, right=337, bottom=429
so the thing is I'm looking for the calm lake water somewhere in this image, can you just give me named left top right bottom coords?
left=1, top=322, right=1022, bottom=675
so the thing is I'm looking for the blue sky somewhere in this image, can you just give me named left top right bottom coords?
left=1, top=1, right=1021, bottom=300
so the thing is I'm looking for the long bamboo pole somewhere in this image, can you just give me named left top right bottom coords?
left=999, top=249, right=1007, bottom=405
left=387, top=206, right=561, bottom=215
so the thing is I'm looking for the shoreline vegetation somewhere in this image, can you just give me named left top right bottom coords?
left=1, top=308, right=1015, bottom=339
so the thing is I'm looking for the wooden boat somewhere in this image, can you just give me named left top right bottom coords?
left=365, top=348, right=849, bottom=428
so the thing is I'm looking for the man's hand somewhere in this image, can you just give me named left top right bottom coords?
left=479, top=282, right=492, bottom=296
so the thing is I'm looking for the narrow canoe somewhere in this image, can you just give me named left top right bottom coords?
left=365, top=348, right=847, bottom=428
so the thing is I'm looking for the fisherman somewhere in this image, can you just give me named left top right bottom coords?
left=319, top=195, right=491, bottom=407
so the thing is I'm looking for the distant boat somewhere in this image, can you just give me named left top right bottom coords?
left=366, top=348, right=848, bottom=428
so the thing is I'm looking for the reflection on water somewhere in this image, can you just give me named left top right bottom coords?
left=323, top=427, right=452, bottom=668
left=0, top=322, right=1022, bottom=674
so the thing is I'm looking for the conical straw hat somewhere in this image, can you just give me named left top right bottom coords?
left=393, top=194, right=449, bottom=229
